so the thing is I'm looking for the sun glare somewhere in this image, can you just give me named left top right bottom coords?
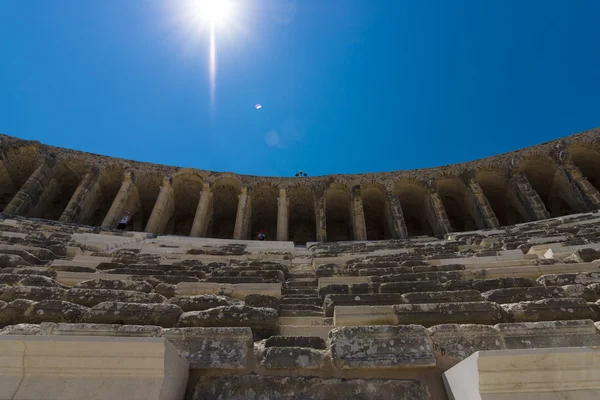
left=193, top=0, right=233, bottom=26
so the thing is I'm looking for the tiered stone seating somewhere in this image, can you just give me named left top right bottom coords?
left=2, top=212, right=600, bottom=398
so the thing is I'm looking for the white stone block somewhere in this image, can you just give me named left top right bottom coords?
left=0, top=336, right=188, bottom=400
left=444, top=347, right=600, bottom=400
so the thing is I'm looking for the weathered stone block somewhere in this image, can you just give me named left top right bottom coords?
left=162, top=327, right=253, bottom=369
left=64, top=288, right=166, bottom=307
left=0, top=323, right=42, bottom=335
left=562, top=284, right=597, bottom=301
left=481, top=286, right=567, bottom=304
left=47, top=322, right=164, bottom=337
left=564, top=248, right=600, bottom=263
left=154, top=283, right=176, bottom=297
left=255, top=336, right=329, bottom=370
left=402, top=290, right=483, bottom=304
left=24, top=300, right=88, bottom=324
left=501, top=298, right=596, bottom=322
left=471, top=277, right=537, bottom=292
left=0, top=253, right=28, bottom=268
left=166, top=294, right=241, bottom=312
left=244, top=294, right=280, bottom=310
left=176, top=305, right=278, bottom=337
left=496, top=319, right=600, bottom=349
left=190, top=376, right=431, bottom=400
left=323, top=294, right=403, bottom=317
left=427, top=324, right=504, bottom=360
left=0, top=286, right=66, bottom=302
left=74, top=278, right=153, bottom=293
left=16, top=275, right=63, bottom=287
left=538, top=272, right=600, bottom=286
left=329, top=325, right=435, bottom=369
left=0, top=268, right=56, bottom=278
left=82, top=302, right=183, bottom=327
left=380, top=281, right=443, bottom=293
left=392, top=302, right=505, bottom=327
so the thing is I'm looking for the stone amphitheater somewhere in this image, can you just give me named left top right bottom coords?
left=1, top=128, right=600, bottom=399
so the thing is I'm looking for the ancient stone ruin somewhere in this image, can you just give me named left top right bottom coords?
left=0, top=128, right=599, bottom=399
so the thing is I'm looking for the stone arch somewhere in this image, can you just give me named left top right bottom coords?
left=82, top=165, right=125, bottom=226
left=287, top=185, right=316, bottom=244
left=569, top=144, right=600, bottom=191
left=288, top=184, right=316, bottom=244
left=325, top=183, right=353, bottom=242
left=434, top=176, right=478, bottom=232
left=519, top=157, right=578, bottom=218
left=28, top=158, right=87, bottom=220
left=0, top=145, right=40, bottom=211
left=165, top=172, right=204, bottom=236
left=475, top=170, right=528, bottom=226
left=172, top=168, right=210, bottom=182
left=361, top=184, right=391, bottom=240
left=208, top=176, right=241, bottom=239
left=132, top=172, right=163, bottom=232
left=249, top=183, right=278, bottom=240
left=393, top=180, right=433, bottom=236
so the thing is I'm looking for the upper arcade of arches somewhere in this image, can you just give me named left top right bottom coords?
left=0, top=127, right=597, bottom=240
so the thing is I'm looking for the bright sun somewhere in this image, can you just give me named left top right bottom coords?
left=194, top=0, right=233, bottom=26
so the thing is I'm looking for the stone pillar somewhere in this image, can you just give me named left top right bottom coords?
left=561, top=163, right=600, bottom=211
left=3, top=161, right=54, bottom=216
left=101, top=172, right=134, bottom=228
left=385, top=191, right=408, bottom=239
left=144, top=178, right=173, bottom=234
left=276, top=188, right=289, bottom=241
left=351, top=187, right=367, bottom=241
left=190, top=184, right=213, bottom=237
left=59, top=171, right=97, bottom=223
left=467, top=179, right=500, bottom=229
left=316, top=195, right=327, bottom=242
left=510, top=172, right=551, bottom=221
left=233, top=186, right=250, bottom=240
left=425, top=188, right=452, bottom=236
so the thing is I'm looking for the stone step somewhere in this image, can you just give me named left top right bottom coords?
left=278, top=309, right=324, bottom=317
left=278, top=316, right=332, bottom=326
left=282, top=288, right=318, bottom=296
left=280, top=304, right=323, bottom=312
left=286, top=280, right=318, bottom=288
left=278, top=325, right=332, bottom=339
left=281, top=297, right=322, bottom=306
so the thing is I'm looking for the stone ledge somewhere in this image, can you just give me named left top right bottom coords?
left=0, top=335, right=188, bottom=400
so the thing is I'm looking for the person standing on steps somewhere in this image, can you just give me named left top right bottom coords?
left=257, top=230, right=266, bottom=241
left=117, top=211, right=130, bottom=231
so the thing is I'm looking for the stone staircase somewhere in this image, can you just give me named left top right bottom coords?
left=280, top=269, right=322, bottom=317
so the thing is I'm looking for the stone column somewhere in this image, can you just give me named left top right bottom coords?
left=276, top=188, right=289, bottom=241
left=3, top=161, right=54, bottom=216
left=510, top=172, right=551, bottom=221
left=59, top=171, right=97, bottom=223
left=425, top=188, right=452, bottom=236
left=351, top=187, right=367, bottom=241
left=190, top=184, right=213, bottom=237
left=233, top=186, right=250, bottom=240
left=467, top=179, right=500, bottom=229
left=101, top=172, right=134, bottom=228
left=144, top=178, right=173, bottom=234
left=316, top=195, right=327, bottom=242
left=385, top=191, right=408, bottom=239
left=561, top=163, right=600, bottom=211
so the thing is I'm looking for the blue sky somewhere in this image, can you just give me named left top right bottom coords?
left=1, top=1, right=599, bottom=177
